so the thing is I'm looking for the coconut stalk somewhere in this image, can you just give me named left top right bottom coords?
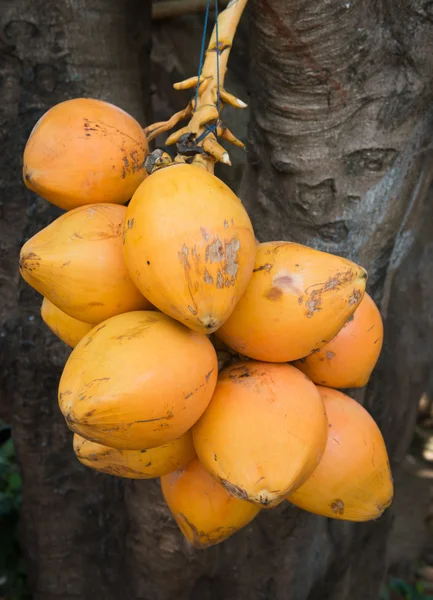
left=145, top=0, right=248, bottom=173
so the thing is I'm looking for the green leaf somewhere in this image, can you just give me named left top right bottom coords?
left=0, top=438, right=14, bottom=460
left=7, top=472, right=22, bottom=494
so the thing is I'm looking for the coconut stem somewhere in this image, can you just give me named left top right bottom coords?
left=145, top=0, right=248, bottom=173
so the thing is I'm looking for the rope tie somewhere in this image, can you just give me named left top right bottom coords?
left=194, top=0, right=221, bottom=143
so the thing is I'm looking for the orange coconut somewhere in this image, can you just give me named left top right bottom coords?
left=23, top=98, right=148, bottom=210
left=216, top=241, right=367, bottom=362
left=59, top=310, right=218, bottom=450
left=20, top=204, right=150, bottom=324
left=294, top=293, right=383, bottom=388
left=287, top=386, right=393, bottom=521
left=161, top=458, right=260, bottom=548
left=192, top=362, right=328, bottom=507
left=41, top=298, right=93, bottom=348
left=73, top=431, right=195, bottom=479
left=123, top=163, right=256, bottom=334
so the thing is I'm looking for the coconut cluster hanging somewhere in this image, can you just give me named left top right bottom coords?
left=19, top=0, right=393, bottom=549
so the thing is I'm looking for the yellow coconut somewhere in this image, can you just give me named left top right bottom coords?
left=73, top=432, right=195, bottom=479
left=192, top=361, right=328, bottom=507
left=287, top=386, right=394, bottom=521
left=59, top=310, right=218, bottom=450
left=23, top=98, right=148, bottom=210
left=216, top=241, right=367, bottom=362
left=123, top=163, right=256, bottom=334
left=294, top=293, right=384, bottom=388
left=20, top=204, right=150, bottom=325
left=41, top=298, right=93, bottom=348
left=161, top=458, right=260, bottom=548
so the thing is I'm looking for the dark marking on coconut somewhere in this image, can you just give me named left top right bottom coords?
left=266, top=287, right=283, bottom=301
left=93, top=323, right=107, bottom=335
left=323, top=270, right=353, bottom=291
left=253, top=263, right=272, bottom=273
left=121, top=155, right=130, bottom=179
left=179, top=244, right=189, bottom=264
left=203, top=269, right=213, bottom=284
left=224, top=237, right=240, bottom=280
left=206, top=239, right=224, bottom=263
left=298, top=295, right=304, bottom=305
left=349, top=289, right=362, bottom=306
left=258, top=495, right=271, bottom=506
left=61, top=260, right=71, bottom=267
left=305, top=290, right=322, bottom=318
left=273, top=274, right=302, bottom=295
left=134, top=412, right=173, bottom=424
left=368, top=324, right=375, bottom=332
left=344, top=313, right=355, bottom=327
left=326, top=351, right=336, bottom=360
left=200, top=227, right=210, bottom=241
left=140, top=449, right=147, bottom=453
left=331, top=499, right=344, bottom=515
left=220, top=478, right=249, bottom=500
left=145, top=462, right=152, bottom=467
left=177, top=513, right=220, bottom=550
left=23, top=251, right=41, bottom=261
left=127, top=218, right=134, bottom=229
left=229, top=364, right=251, bottom=379
left=115, top=318, right=159, bottom=340
left=205, top=368, right=214, bottom=382
left=217, top=271, right=224, bottom=289
left=274, top=275, right=293, bottom=287
left=224, top=220, right=229, bottom=229
left=147, top=260, right=150, bottom=265
left=85, top=409, right=96, bottom=417
left=214, top=454, right=218, bottom=461
left=374, top=338, right=380, bottom=344
left=184, top=391, right=194, bottom=400
left=188, top=305, right=198, bottom=315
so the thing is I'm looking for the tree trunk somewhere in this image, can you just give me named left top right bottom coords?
left=2, top=1, right=433, bottom=599
left=239, top=0, right=433, bottom=597
left=0, top=1, right=151, bottom=599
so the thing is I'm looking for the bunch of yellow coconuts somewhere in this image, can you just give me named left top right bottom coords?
left=19, top=98, right=393, bottom=549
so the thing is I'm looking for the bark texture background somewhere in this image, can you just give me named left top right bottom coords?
left=1, top=0, right=433, bottom=599
left=0, top=2, right=151, bottom=599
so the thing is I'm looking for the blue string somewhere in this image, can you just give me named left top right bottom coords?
left=193, top=0, right=221, bottom=144
left=196, top=123, right=218, bottom=144
left=194, top=0, right=212, bottom=113
left=215, top=0, right=221, bottom=113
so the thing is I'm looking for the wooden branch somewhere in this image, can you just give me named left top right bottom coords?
left=152, top=0, right=230, bottom=21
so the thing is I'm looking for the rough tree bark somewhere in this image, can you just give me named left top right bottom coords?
left=0, top=2, right=151, bottom=599
left=1, top=1, right=433, bottom=600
